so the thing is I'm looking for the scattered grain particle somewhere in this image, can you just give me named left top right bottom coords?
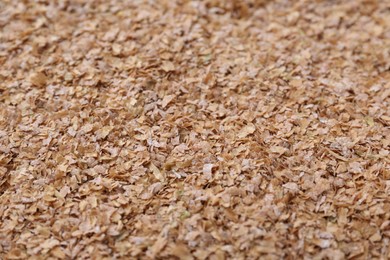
left=349, top=161, right=363, bottom=174
left=64, top=72, right=73, bottom=82
left=95, top=126, right=113, bottom=140
left=270, top=146, right=288, bottom=155
left=29, top=72, right=47, bottom=87
left=150, top=163, right=165, bottom=182
left=237, top=123, right=256, bottom=138
left=161, top=95, right=175, bottom=108
left=40, top=239, right=60, bottom=250
left=283, top=182, right=299, bottom=192
left=51, top=247, right=66, bottom=258
left=203, top=164, right=214, bottom=180
left=170, top=244, right=193, bottom=260
left=161, top=61, right=175, bottom=72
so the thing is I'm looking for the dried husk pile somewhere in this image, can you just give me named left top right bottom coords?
left=1, top=0, right=390, bottom=259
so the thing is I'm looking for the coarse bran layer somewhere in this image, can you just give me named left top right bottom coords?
left=0, top=0, right=390, bottom=259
